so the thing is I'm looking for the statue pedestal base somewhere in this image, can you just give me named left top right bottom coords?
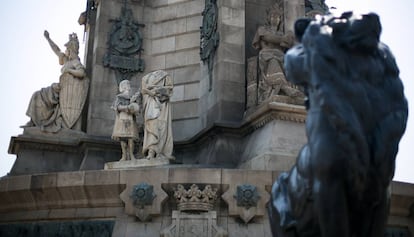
left=239, top=102, right=307, bottom=172
left=104, top=158, right=170, bottom=170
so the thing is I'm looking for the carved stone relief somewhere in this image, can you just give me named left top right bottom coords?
left=103, top=0, right=145, bottom=84
left=222, top=173, right=271, bottom=224
left=246, top=1, right=304, bottom=112
left=161, top=184, right=227, bottom=237
left=200, top=0, right=219, bottom=91
left=234, top=184, right=260, bottom=210
left=119, top=170, right=169, bottom=222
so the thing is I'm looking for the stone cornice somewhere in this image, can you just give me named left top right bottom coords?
left=242, top=101, right=306, bottom=133
left=8, top=133, right=120, bottom=155
left=0, top=169, right=411, bottom=223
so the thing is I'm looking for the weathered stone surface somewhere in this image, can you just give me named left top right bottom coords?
left=172, top=100, right=199, bottom=120
left=152, top=18, right=186, bottom=38
left=161, top=211, right=227, bottom=237
left=171, top=117, right=203, bottom=141
left=177, top=0, right=204, bottom=18
left=152, top=36, right=176, bottom=55
left=105, top=158, right=170, bottom=170
left=186, top=15, right=203, bottom=31
left=175, top=32, right=200, bottom=51
left=284, top=0, right=305, bottom=32
left=165, top=49, right=200, bottom=69
left=240, top=120, right=306, bottom=169
left=146, top=55, right=167, bottom=71
left=184, top=82, right=200, bottom=100
left=220, top=6, right=245, bottom=27
left=57, top=172, right=88, bottom=207
left=216, top=42, right=244, bottom=64
left=168, top=168, right=222, bottom=184
left=170, top=84, right=184, bottom=102
left=171, top=65, right=201, bottom=84
left=0, top=169, right=412, bottom=235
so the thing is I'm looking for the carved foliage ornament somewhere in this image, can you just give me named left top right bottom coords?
left=200, top=0, right=219, bottom=91
left=104, top=0, right=145, bottom=84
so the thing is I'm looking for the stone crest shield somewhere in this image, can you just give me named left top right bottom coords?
left=59, top=73, right=89, bottom=128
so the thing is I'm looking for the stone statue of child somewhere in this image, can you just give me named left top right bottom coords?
left=252, top=3, right=303, bottom=102
left=111, top=80, right=141, bottom=161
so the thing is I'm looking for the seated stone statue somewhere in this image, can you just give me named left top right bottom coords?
left=252, top=3, right=303, bottom=103
left=111, top=80, right=140, bottom=161
left=141, top=70, right=174, bottom=160
left=23, top=30, right=88, bottom=133
left=268, top=12, right=408, bottom=237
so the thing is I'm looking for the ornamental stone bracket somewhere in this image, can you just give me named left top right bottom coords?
left=221, top=170, right=272, bottom=223
left=119, top=170, right=168, bottom=221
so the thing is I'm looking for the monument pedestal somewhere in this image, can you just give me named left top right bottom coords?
left=8, top=129, right=121, bottom=175
left=240, top=101, right=307, bottom=172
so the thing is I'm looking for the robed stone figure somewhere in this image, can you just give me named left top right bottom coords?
left=141, top=70, right=174, bottom=160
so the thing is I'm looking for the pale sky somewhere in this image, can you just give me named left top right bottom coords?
left=0, top=1, right=413, bottom=182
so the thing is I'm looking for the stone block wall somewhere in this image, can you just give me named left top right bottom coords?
left=85, top=0, right=248, bottom=142
left=86, top=0, right=138, bottom=137
left=86, top=0, right=205, bottom=141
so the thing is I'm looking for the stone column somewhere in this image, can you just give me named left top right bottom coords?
left=284, top=0, right=305, bottom=33
left=201, top=0, right=245, bottom=126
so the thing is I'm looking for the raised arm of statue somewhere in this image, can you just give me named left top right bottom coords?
left=44, top=30, right=66, bottom=65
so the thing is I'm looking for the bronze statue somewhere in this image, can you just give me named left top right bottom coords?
left=268, top=12, right=408, bottom=237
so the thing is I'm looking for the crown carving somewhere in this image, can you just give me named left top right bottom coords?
left=174, top=184, right=218, bottom=212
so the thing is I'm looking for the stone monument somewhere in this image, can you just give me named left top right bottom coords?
left=2, top=1, right=414, bottom=237
left=268, top=12, right=409, bottom=237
